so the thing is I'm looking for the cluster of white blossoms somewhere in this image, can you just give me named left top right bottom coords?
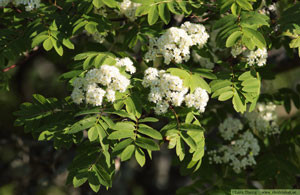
left=192, top=50, right=215, bottom=69
left=245, top=48, right=268, bottom=66
left=116, top=57, right=136, bottom=74
left=261, top=3, right=277, bottom=15
left=231, top=44, right=268, bottom=66
left=219, top=117, right=244, bottom=141
left=244, top=102, right=280, bottom=136
left=208, top=131, right=260, bottom=173
left=231, top=44, right=245, bottom=58
left=89, top=31, right=108, bottom=44
left=119, top=0, right=141, bottom=21
left=142, top=67, right=209, bottom=115
left=0, top=0, right=40, bottom=11
left=145, top=22, right=209, bottom=65
left=71, top=58, right=135, bottom=106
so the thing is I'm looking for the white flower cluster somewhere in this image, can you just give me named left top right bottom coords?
left=71, top=59, right=135, bottom=106
left=245, top=48, right=268, bottom=67
left=1, top=0, right=41, bottom=11
left=116, top=57, right=136, bottom=74
left=192, top=50, right=215, bottom=69
left=261, top=3, right=277, bottom=15
left=219, top=117, right=244, bottom=141
left=142, top=67, right=209, bottom=115
left=244, top=102, right=280, bottom=136
left=208, top=131, right=260, bottom=173
left=231, top=44, right=268, bottom=67
left=119, top=0, right=141, bottom=21
left=90, top=31, right=108, bottom=44
left=231, top=44, right=245, bottom=58
left=145, top=22, right=209, bottom=65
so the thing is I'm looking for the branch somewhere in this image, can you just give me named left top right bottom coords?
left=1, top=47, right=41, bottom=73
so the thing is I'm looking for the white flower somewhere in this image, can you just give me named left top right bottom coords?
left=244, top=102, right=279, bottom=135
left=245, top=48, right=268, bottom=67
left=106, top=89, right=116, bottom=103
left=119, top=0, right=141, bottom=21
left=208, top=131, right=260, bottom=173
left=181, top=22, right=209, bottom=48
left=71, top=87, right=84, bottom=105
left=145, top=22, right=209, bottom=65
left=71, top=64, right=131, bottom=106
left=231, top=44, right=244, bottom=58
left=154, top=101, right=169, bottom=115
left=116, top=57, right=136, bottom=74
left=142, top=67, right=209, bottom=114
left=219, top=117, right=243, bottom=141
left=13, top=0, right=41, bottom=11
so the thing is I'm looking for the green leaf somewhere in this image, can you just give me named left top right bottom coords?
left=193, top=68, right=217, bottom=80
left=43, top=37, right=53, bottom=51
left=136, top=5, right=149, bottom=16
left=139, top=117, right=159, bottom=123
left=75, top=108, right=100, bottom=117
left=241, top=78, right=259, bottom=87
left=211, top=86, right=232, bottom=98
left=218, top=90, right=234, bottom=101
left=73, top=172, right=88, bottom=188
left=176, top=136, right=185, bottom=161
left=177, top=1, right=191, bottom=14
left=111, top=122, right=135, bottom=131
left=112, top=138, right=133, bottom=155
left=232, top=90, right=246, bottom=113
left=135, top=137, right=160, bottom=151
left=108, top=130, right=134, bottom=140
left=88, top=126, right=99, bottom=141
left=236, top=0, right=252, bottom=10
left=102, top=0, right=117, bottom=8
left=120, top=144, right=135, bottom=161
left=238, top=71, right=255, bottom=81
left=220, top=0, right=234, bottom=14
left=92, top=164, right=111, bottom=187
left=180, top=132, right=197, bottom=151
left=231, top=2, right=239, bottom=16
left=138, top=124, right=162, bottom=140
left=68, top=116, right=97, bottom=134
left=168, top=68, right=190, bottom=79
left=190, top=74, right=211, bottom=93
left=243, top=27, right=266, bottom=48
left=32, top=35, right=48, bottom=47
left=88, top=171, right=101, bottom=192
left=242, top=35, right=255, bottom=50
left=226, top=31, right=242, bottom=47
left=213, top=14, right=237, bottom=30
left=167, top=1, right=181, bottom=14
left=93, top=0, right=103, bottom=8
left=148, top=5, right=159, bottom=25
left=62, top=38, right=75, bottom=49
left=158, top=3, right=170, bottom=24
left=83, top=55, right=95, bottom=70
left=85, top=23, right=97, bottom=34
left=180, top=124, right=204, bottom=132
left=135, top=147, right=146, bottom=167
left=107, top=110, right=136, bottom=121
left=50, top=37, right=63, bottom=56
left=210, top=80, right=232, bottom=92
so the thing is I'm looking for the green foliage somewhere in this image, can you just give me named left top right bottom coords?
left=3, top=0, right=300, bottom=193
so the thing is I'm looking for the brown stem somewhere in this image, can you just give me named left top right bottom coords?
left=169, top=104, right=180, bottom=129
